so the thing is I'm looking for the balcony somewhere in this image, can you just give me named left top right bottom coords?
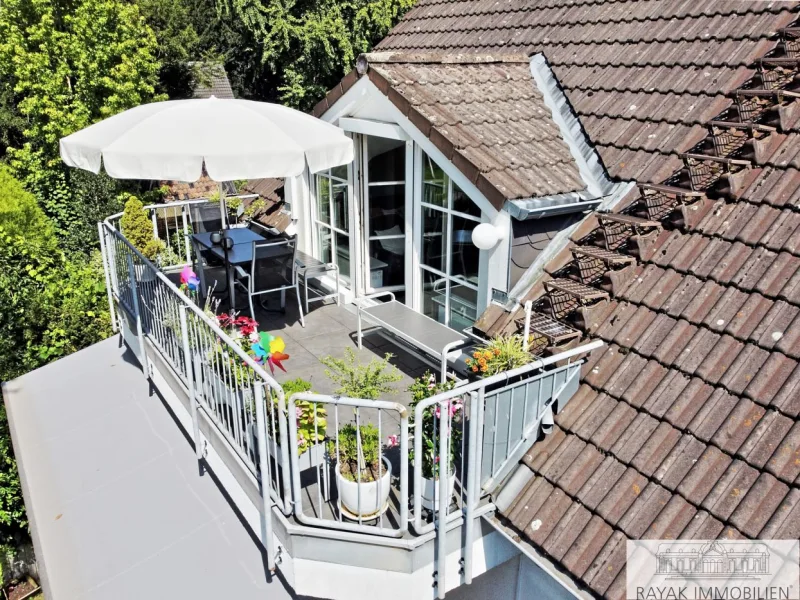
left=92, top=199, right=600, bottom=599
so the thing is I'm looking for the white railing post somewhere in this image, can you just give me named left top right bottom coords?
left=436, top=402, right=450, bottom=599
left=126, top=253, right=149, bottom=376
left=182, top=204, right=191, bottom=264
left=463, top=389, right=482, bottom=585
left=522, top=300, right=532, bottom=352
left=274, top=389, right=294, bottom=515
left=254, top=382, right=276, bottom=573
left=97, top=222, right=118, bottom=333
left=179, top=305, right=203, bottom=466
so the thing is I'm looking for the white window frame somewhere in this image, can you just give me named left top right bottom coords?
left=311, top=162, right=355, bottom=287
left=413, top=149, right=483, bottom=329
left=359, top=135, right=415, bottom=296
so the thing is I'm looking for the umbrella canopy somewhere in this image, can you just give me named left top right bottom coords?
left=60, top=97, right=353, bottom=181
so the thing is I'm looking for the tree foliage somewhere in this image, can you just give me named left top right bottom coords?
left=0, top=0, right=163, bottom=242
left=215, top=0, right=415, bottom=109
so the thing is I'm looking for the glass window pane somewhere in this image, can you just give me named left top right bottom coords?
left=421, top=269, right=447, bottom=325
left=367, top=138, right=405, bottom=182
left=422, top=153, right=447, bottom=207
left=331, top=164, right=348, bottom=180
left=332, top=184, right=348, bottom=230
left=317, top=225, right=332, bottom=264
left=334, top=231, right=351, bottom=282
left=422, top=206, right=447, bottom=273
left=368, top=184, right=404, bottom=236
left=450, top=215, right=479, bottom=281
left=452, top=182, right=481, bottom=218
left=449, top=283, right=478, bottom=331
left=369, top=238, right=404, bottom=288
left=316, top=175, right=330, bottom=225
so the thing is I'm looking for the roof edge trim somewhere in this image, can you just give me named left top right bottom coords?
left=529, top=53, right=614, bottom=198
left=505, top=191, right=603, bottom=220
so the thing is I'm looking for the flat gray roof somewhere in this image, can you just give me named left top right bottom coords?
left=3, top=336, right=293, bottom=600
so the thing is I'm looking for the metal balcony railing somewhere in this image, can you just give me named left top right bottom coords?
left=98, top=211, right=602, bottom=598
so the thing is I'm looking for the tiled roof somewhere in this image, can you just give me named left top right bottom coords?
left=241, top=178, right=292, bottom=232
left=315, top=54, right=586, bottom=206
left=368, top=0, right=800, bottom=597
left=191, top=63, right=235, bottom=100
left=376, top=0, right=799, bottom=184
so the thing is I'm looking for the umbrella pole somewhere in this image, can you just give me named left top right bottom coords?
left=218, top=181, right=227, bottom=229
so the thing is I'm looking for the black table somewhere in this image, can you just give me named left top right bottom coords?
left=192, top=229, right=266, bottom=310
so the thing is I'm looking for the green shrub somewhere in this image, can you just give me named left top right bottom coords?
left=278, top=378, right=326, bottom=454
left=0, top=170, right=112, bottom=550
left=119, top=196, right=164, bottom=261
left=320, top=348, right=402, bottom=400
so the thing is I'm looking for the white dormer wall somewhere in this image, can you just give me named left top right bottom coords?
left=291, top=75, right=513, bottom=317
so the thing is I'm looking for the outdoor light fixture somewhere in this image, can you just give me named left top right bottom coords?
left=471, top=223, right=504, bottom=250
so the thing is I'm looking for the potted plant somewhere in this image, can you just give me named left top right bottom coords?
left=321, top=348, right=402, bottom=519
left=269, top=377, right=327, bottom=471
left=329, top=422, right=392, bottom=519
left=119, top=196, right=164, bottom=280
left=408, top=372, right=460, bottom=511
left=465, top=334, right=532, bottom=386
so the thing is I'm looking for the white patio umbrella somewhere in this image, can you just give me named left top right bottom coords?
left=60, top=97, right=354, bottom=222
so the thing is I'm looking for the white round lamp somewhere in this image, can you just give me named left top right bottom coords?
left=471, top=223, right=503, bottom=250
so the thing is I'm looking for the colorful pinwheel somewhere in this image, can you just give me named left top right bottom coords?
left=251, top=331, right=290, bottom=374
left=180, top=266, right=201, bottom=292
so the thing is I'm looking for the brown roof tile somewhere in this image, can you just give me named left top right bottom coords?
left=424, top=0, right=800, bottom=590
left=700, top=460, right=760, bottom=522
left=729, top=472, right=789, bottom=537
left=364, top=59, right=584, bottom=204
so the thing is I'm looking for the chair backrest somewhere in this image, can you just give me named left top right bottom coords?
left=248, top=237, right=298, bottom=294
left=190, top=203, right=223, bottom=234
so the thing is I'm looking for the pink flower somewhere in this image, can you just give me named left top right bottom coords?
left=295, top=407, right=303, bottom=419
left=434, top=405, right=441, bottom=419
left=434, top=456, right=440, bottom=463
left=386, top=434, right=398, bottom=448
left=450, top=401, right=462, bottom=416
left=427, top=373, right=436, bottom=390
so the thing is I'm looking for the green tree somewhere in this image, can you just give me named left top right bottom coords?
left=214, top=0, right=415, bottom=109
left=0, top=0, right=163, bottom=244
left=138, top=0, right=204, bottom=99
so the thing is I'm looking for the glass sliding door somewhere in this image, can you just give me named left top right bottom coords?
left=362, top=136, right=409, bottom=298
left=419, top=152, right=481, bottom=330
left=314, top=164, right=352, bottom=283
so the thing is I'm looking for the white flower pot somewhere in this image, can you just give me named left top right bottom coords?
left=336, top=457, right=392, bottom=520
left=420, top=470, right=455, bottom=512
left=133, top=263, right=157, bottom=283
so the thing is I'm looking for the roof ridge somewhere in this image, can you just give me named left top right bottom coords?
left=357, top=52, right=530, bottom=70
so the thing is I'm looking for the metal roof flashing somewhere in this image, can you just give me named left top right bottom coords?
left=501, top=54, right=615, bottom=221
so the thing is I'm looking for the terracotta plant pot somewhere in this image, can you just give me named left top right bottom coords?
left=336, top=457, right=392, bottom=520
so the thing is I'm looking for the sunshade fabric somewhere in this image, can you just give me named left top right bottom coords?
left=60, top=98, right=354, bottom=181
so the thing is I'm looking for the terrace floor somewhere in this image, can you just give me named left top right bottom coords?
left=247, top=295, right=433, bottom=407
